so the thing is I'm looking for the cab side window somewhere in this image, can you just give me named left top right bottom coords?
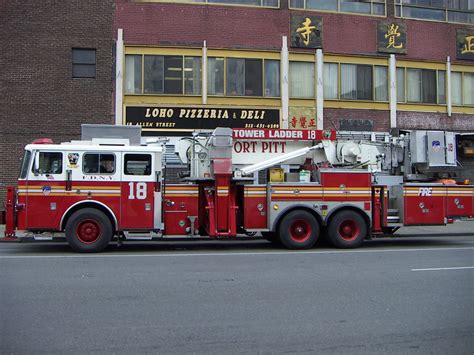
left=124, top=154, right=152, bottom=176
left=33, top=152, right=63, bottom=174
left=83, top=153, right=115, bottom=174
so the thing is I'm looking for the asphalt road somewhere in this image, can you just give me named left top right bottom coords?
left=1, top=236, right=473, bottom=354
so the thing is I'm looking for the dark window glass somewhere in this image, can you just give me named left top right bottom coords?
left=164, top=56, right=183, bottom=94
left=227, top=58, right=245, bottom=96
left=34, top=152, right=63, bottom=175
left=341, top=64, right=373, bottom=101
left=227, top=58, right=262, bottom=96
left=72, top=48, right=96, bottom=78
left=20, top=150, right=31, bottom=179
left=83, top=153, right=115, bottom=174
left=124, top=154, right=152, bottom=176
left=245, top=59, right=263, bottom=96
left=144, top=56, right=164, bottom=94
left=421, top=69, right=437, bottom=103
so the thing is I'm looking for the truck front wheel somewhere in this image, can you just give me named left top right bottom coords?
left=278, top=210, right=320, bottom=249
left=65, top=208, right=113, bottom=253
left=327, top=210, right=367, bottom=248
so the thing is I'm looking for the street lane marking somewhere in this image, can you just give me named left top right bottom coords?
left=0, top=246, right=473, bottom=259
left=412, top=266, right=474, bottom=271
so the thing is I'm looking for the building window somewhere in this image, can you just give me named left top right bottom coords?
left=406, top=68, right=436, bottom=104
left=72, top=48, right=96, bottom=78
left=264, top=60, right=280, bottom=97
left=290, top=0, right=386, bottom=16
left=127, top=55, right=201, bottom=95
left=396, top=67, right=405, bottom=103
left=208, top=57, right=225, bottom=95
left=184, top=57, right=202, bottom=95
left=125, top=55, right=142, bottom=94
left=395, top=0, right=474, bottom=24
left=452, top=71, right=462, bottom=105
left=374, top=66, right=388, bottom=101
left=438, top=70, right=446, bottom=104
left=136, top=0, right=279, bottom=7
left=290, top=62, right=315, bottom=98
left=323, top=63, right=338, bottom=99
left=463, top=72, right=474, bottom=105
left=227, top=58, right=263, bottom=96
left=340, top=64, right=373, bottom=101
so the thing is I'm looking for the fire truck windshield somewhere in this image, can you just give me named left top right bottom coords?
left=19, top=150, right=31, bottom=179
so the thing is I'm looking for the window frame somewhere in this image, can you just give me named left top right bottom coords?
left=395, top=1, right=474, bottom=24
left=82, top=153, right=117, bottom=175
left=289, top=0, right=387, bottom=17
left=132, top=0, right=280, bottom=8
left=72, top=48, right=96, bottom=79
left=124, top=153, right=153, bottom=176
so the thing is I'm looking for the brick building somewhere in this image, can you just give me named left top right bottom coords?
left=0, top=0, right=115, bottom=206
left=113, top=0, right=473, bottom=134
left=112, top=0, right=473, bottom=177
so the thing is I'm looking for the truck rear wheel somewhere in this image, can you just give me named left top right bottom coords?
left=65, top=208, right=113, bottom=253
left=327, top=210, right=367, bottom=248
left=278, top=210, right=319, bottom=249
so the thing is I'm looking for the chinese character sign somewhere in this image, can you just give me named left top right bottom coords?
left=377, top=22, right=407, bottom=54
left=290, top=15, right=322, bottom=49
left=457, top=30, right=474, bottom=60
left=289, top=107, right=317, bottom=130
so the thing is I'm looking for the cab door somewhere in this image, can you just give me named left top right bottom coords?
left=120, top=152, right=155, bottom=230
left=26, top=150, right=65, bottom=229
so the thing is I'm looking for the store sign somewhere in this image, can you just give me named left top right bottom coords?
left=456, top=29, right=474, bottom=60
left=377, top=21, right=407, bottom=54
left=290, top=15, right=322, bottom=49
left=125, top=106, right=281, bottom=133
left=233, top=128, right=336, bottom=141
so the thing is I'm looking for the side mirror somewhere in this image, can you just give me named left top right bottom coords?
left=33, top=151, right=40, bottom=176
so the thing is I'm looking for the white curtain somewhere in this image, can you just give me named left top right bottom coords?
left=451, top=72, right=462, bottom=105
left=407, top=68, right=421, bottom=102
left=264, top=60, right=280, bottom=97
left=125, top=55, right=142, bottom=94
left=396, top=67, right=405, bottom=103
left=437, top=70, right=446, bottom=104
left=374, top=66, right=388, bottom=101
left=340, top=64, right=357, bottom=100
left=323, top=63, right=338, bottom=99
left=289, top=62, right=314, bottom=98
left=463, top=72, right=473, bottom=105
left=207, top=57, right=224, bottom=95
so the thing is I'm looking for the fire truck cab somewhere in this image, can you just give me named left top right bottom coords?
left=10, top=137, right=163, bottom=252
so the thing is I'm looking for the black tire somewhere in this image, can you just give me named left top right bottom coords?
left=327, top=210, right=367, bottom=249
left=65, top=208, right=113, bottom=253
left=278, top=210, right=320, bottom=249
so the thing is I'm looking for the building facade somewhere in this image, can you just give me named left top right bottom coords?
left=0, top=1, right=115, bottom=207
left=113, top=0, right=473, bottom=137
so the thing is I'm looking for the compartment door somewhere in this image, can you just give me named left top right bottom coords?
left=121, top=153, right=155, bottom=230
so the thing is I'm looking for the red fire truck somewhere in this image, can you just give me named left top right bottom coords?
left=3, top=125, right=473, bottom=252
